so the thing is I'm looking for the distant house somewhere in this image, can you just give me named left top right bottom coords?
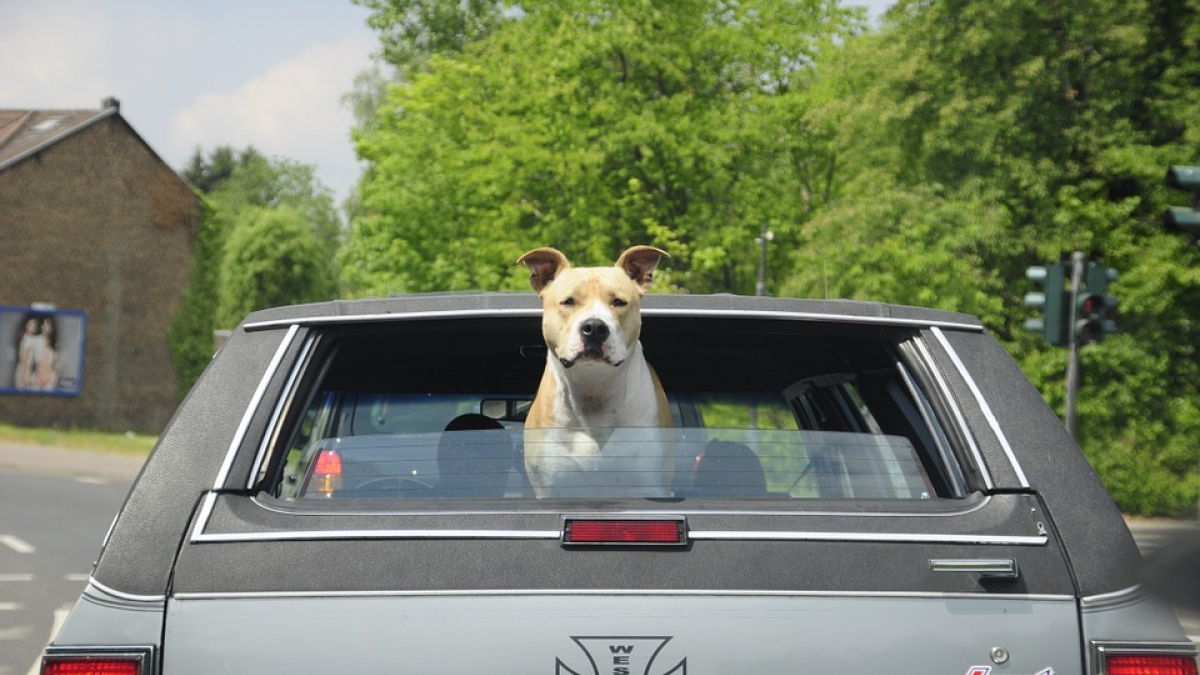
left=0, top=97, right=197, bottom=433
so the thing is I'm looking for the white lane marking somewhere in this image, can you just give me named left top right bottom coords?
left=0, top=626, right=31, bottom=640
left=49, top=605, right=71, bottom=640
left=24, top=606, right=73, bottom=675
left=0, top=574, right=33, bottom=582
left=73, top=476, right=109, bottom=485
left=63, top=574, right=89, bottom=582
left=0, top=535, right=35, bottom=554
left=0, top=602, right=22, bottom=611
left=1179, top=617, right=1200, bottom=643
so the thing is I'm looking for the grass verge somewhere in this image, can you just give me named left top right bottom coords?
left=0, top=423, right=156, bottom=456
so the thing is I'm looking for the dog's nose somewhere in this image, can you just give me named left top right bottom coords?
left=579, top=318, right=610, bottom=343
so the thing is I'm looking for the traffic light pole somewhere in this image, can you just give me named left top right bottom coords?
left=1064, top=251, right=1085, bottom=439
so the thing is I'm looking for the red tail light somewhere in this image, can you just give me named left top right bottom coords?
left=43, top=660, right=140, bottom=675
left=310, top=448, right=343, bottom=496
left=314, top=448, right=343, bottom=476
left=1105, top=654, right=1198, bottom=675
left=562, top=517, right=687, bottom=545
left=42, top=649, right=151, bottom=675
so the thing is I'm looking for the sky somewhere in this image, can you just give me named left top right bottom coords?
left=0, top=0, right=891, bottom=207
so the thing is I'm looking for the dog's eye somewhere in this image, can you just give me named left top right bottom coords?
left=561, top=297, right=576, bottom=307
left=612, top=298, right=628, bottom=308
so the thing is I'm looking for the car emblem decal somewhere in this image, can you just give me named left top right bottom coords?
left=555, top=636, right=686, bottom=675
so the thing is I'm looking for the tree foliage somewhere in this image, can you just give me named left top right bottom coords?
left=181, top=145, right=264, bottom=194
left=216, top=208, right=335, bottom=328
left=789, top=0, right=1200, bottom=514
left=168, top=198, right=223, bottom=398
left=344, top=0, right=859, bottom=295
left=170, top=147, right=342, bottom=395
left=337, top=0, right=1200, bottom=514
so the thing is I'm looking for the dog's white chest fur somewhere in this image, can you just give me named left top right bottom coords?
left=544, top=343, right=661, bottom=427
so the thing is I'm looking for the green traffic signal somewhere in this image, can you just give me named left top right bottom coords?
left=1025, top=263, right=1068, bottom=346
left=1164, top=165, right=1200, bottom=239
left=1074, top=264, right=1118, bottom=345
left=1085, top=262, right=1118, bottom=293
left=1074, top=293, right=1107, bottom=344
left=1166, top=165, right=1200, bottom=190
left=1164, top=206, right=1200, bottom=236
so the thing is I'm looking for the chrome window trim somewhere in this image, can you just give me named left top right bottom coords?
left=243, top=307, right=986, bottom=333
left=1092, top=640, right=1199, bottom=655
left=189, top=525, right=1045, bottom=547
left=913, top=336, right=995, bottom=490
left=247, top=493, right=993, bottom=518
left=190, top=493, right=996, bottom=544
left=189, top=492, right=219, bottom=543
left=193, top=528, right=561, bottom=543
left=84, top=577, right=167, bottom=605
left=1079, top=584, right=1148, bottom=612
left=894, top=357, right=968, bottom=497
left=929, top=327, right=1030, bottom=488
left=246, top=332, right=317, bottom=490
left=171, top=588, right=1074, bottom=602
left=692, top=531, right=1045, bottom=545
left=211, top=324, right=299, bottom=490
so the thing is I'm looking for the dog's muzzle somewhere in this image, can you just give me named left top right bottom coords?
left=559, top=318, right=622, bottom=368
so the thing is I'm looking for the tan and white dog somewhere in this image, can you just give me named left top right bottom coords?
left=518, top=246, right=674, bottom=498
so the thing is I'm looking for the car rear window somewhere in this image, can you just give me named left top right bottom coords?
left=263, top=315, right=971, bottom=505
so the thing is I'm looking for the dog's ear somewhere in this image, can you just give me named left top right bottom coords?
left=616, top=246, right=669, bottom=293
left=517, top=248, right=570, bottom=294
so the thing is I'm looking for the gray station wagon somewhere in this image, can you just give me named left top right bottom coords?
left=41, top=293, right=1197, bottom=675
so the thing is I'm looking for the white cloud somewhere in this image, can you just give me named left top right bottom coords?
left=0, top=1, right=375, bottom=203
left=167, top=29, right=375, bottom=201
left=0, top=2, right=190, bottom=107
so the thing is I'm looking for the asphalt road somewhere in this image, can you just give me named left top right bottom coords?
left=0, top=443, right=1196, bottom=675
left=0, top=445, right=142, bottom=675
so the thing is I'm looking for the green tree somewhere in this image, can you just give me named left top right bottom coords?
left=171, top=148, right=343, bottom=396
left=167, top=198, right=223, bottom=397
left=353, top=0, right=506, bottom=79
left=345, top=0, right=1200, bottom=514
left=209, top=155, right=343, bottom=262
left=343, top=0, right=860, bottom=296
left=790, top=0, right=1200, bottom=514
left=181, top=145, right=264, bottom=194
left=216, top=208, right=336, bottom=328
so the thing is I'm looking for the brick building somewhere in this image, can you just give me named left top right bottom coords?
left=0, top=97, right=197, bottom=433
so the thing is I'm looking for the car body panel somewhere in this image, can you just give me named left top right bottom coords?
left=88, top=326, right=296, bottom=598
left=928, top=327, right=1143, bottom=596
left=174, top=492, right=1070, bottom=595
left=163, top=594, right=1082, bottom=675
left=44, top=293, right=1193, bottom=674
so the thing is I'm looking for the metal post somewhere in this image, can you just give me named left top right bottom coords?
left=755, top=223, right=773, bottom=297
left=751, top=223, right=773, bottom=430
left=1064, top=251, right=1085, bottom=439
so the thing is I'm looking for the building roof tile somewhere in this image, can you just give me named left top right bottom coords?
left=0, top=98, right=123, bottom=171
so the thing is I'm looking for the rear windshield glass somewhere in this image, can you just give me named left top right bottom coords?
left=267, top=315, right=970, bottom=504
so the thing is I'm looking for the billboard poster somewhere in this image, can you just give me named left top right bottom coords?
left=0, top=306, right=86, bottom=396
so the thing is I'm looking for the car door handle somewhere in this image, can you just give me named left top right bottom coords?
left=929, top=558, right=1020, bottom=579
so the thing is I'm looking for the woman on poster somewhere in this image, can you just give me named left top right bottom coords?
left=13, top=314, right=42, bottom=390
left=33, top=315, right=59, bottom=390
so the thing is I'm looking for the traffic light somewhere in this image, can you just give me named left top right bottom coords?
left=1074, top=263, right=1118, bottom=345
left=1164, top=165, right=1200, bottom=241
left=1024, top=263, right=1069, bottom=346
